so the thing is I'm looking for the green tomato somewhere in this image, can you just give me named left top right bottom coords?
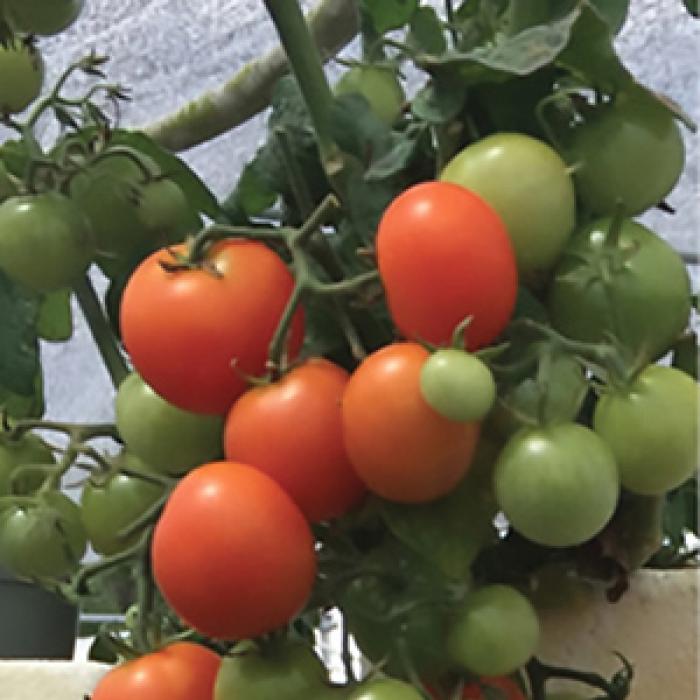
left=115, top=372, right=224, bottom=475
left=494, top=423, right=620, bottom=547
left=348, top=678, right=423, bottom=700
left=0, top=432, right=53, bottom=497
left=335, top=65, right=405, bottom=125
left=0, top=193, right=94, bottom=292
left=0, top=490, right=87, bottom=579
left=137, top=178, right=202, bottom=245
left=68, top=154, right=151, bottom=276
left=4, top=0, right=84, bottom=36
left=214, top=641, right=328, bottom=700
left=564, top=89, right=685, bottom=216
left=440, top=133, right=575, bottom=282
left=548, top=218, right=691, bottom=364
left=0, top=39, right=44, bottom=114
left=447, top=584, right=540, bottom=677
left=420, top=348, right=496, bottom=422
left=593, top=365, right=698, bottom=495
left=80, top=452, right=165, bottom=555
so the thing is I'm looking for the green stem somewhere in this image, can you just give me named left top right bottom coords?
left=135, top=529, right=157, bottom=651
left=187, top=224, right=288, bottom=264
left=73, top=275, right=130, bottom=389
left=267, top=282, right=306, bottom=373
left=263, top=0, right=344, bottom=181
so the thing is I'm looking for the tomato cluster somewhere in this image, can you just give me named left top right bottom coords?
left=0, top=3, right=696, bottom=700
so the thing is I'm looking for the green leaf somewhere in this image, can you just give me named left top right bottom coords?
left=365, top=127, right=425, bottom=181
left=362, top=0, right=418, bottom=34
left=109, top=129, right=223, bottom=221
left=556, top=3, right=630, bottom=92
left=411, top=72, right=468, bottom=124
left=0, top=270, right=40, bottom=396
left=0, top=372, right=44, bottom=419
left=682, top=0, right=698, bottom=18
left=0, top=139, right=32, bottom=179
left=231, top=162, right=278, bottom=218
left=408, top=6, right=447, bottom=55
left=36, top=289, right=73, bottom=342
left=378, top=440, right=500, bottom=580
left=589, top=0, right=630, bottom=33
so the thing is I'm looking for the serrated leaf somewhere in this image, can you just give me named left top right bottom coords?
left=412, top=73, right=468, bottom=124
left=408, top=6, right=447, bottom=55
left=362, top=0, right=418, bottom=34
left=36, top=289, right=73, bottom=342
left=0, top=270, right=40, bottom=396
left=378, top=440, right=500, bottom=580
left=108, top=129, right=223, bottom=221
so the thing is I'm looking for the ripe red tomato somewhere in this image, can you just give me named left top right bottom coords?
left=91, top=642, right=220, bottom=700
left=341, top=342, right=480, bottom=502
left=120, top=240, right=304, bottom=415
left=151, top=461, right=316, bottom=640
left=224, top=359, right=366, bottom=522
left=376, top=182, right=518, bottom=350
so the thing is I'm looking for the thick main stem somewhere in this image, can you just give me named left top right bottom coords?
left=73, top=275, right=129, bottom=389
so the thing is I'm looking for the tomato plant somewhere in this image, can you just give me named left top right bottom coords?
left=115, top=372, right=224, bottom=475
left=120, top=240, right=305, bottom=415
left=224, top=358, right=366, bottom=522
left=548, top=217, right=691, bottom=363
left=0, top=490, right=86, bottom=579
left=3, top=0, right=84, bottom=36
left=376, top=182, right=518, bottom=350
left=593, top=365, right=698, bottom=495
left=0, top=39, right=44, bottom=114
left=91, top=642, right=220, bottom=700
left=0, top=193, right=94, bottom=292
left=447, top=584, right=540, bottom=677
left=440, top=133, right=575, bottom=282
left=151, top=461, right=316, bottom=639
left=562, top=88, right=685, bottom=216
left=214, top=640, right=329, bottom=700
left=494, top=423, right=620, bottom=547
left=342, top=342, right=481, bottom=502
left=420, top=348, right=496, bottom=422
left=80, top=452, right=165, bottom=555
left=335, top=65, right=405, bottom=125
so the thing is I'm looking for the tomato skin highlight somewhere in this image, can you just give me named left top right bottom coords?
left=151, top=461, right=316, bottom=640
left=224, top=359, right=366, bottom=522
left=342, top=342, right=480, bottom=503
left=91, top=642, right=221, bottom=700
left=376, top=181, right=518, bottom=350
left=593, top=365, right=699, bottom=495
left=120, top=240, right=305, bottom=415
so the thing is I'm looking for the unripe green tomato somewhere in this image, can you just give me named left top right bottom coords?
left=447, top=584, right=540, bottom=677
left=0, top=193, right=94, bottom=292
left=494, top=423, right=620, bottom=547
left=593, top=365, right=698, bottom=495
left=335, top=65, right=405, bottom=125
left=4, top=0, right=84, bottom=36
left=420, top=348, right=496, bottom=422
left=115, top=372, right=224, bottom=475
left=564, top=89, right=684, bottom=216
left=348, top=678, right=423, bottom=700
left=0, top=432, right=53, bottom=498
left=441, top=133, right=575, bottom=282
left=137, top=178, right=202, bottom=245
left=0, top=39, right=44, bottom=114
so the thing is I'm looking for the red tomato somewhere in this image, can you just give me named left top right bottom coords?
left=151, top=461, right=316, bottom=640
left=376, top=182, right=518, bottom=350
left=224, top=359, right=367, bottom=522
left=120, top=240, right=304, bottom=415
left=91, top=642, right=220, bottom=700
left=341, top=342, right=480, bottom=502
